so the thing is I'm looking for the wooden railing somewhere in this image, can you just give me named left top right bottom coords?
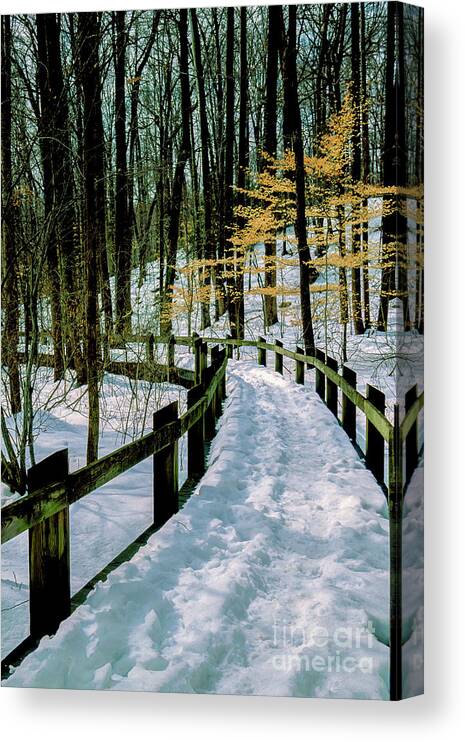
left=177, top=332, right=423, bottom=702
left=171, top=333, right=423, bottom=494
left=4, top=332, right=423, bottom=700
left=1, top=341, right=226, bottom=677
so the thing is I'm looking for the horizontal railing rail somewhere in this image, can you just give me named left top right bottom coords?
left=109, top=332, right=423, bottom=450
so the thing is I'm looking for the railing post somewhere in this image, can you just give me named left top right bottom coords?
left=192, top=333, right=202, bottom=385
left=167, top=334, right=176, bottom=381
left=200, top=341, right=208, bottom=381
left=295, top=346, right=305, bottom=384
left=342, top=365, right=357, bottom=441
left=275, top=339, right=283, bottom=375
left=258, top=336, right=266, bottom=366
left=203, top=365, right=216, bottom=440
left=219, top=347, right=227, bottom=401
left=28, top=449, right=71, bottom=640
left=187, top=384, right=205, bottom=478
left=315, top=348, right=325, bottom=400
left=366, top=384, right=386, bottom=484
left=210, top=345, right=219, bottom=365
left=210, top=345, right=220, bottom=418
left=226, top=334, right=233, bottom=359
left=388, top=404, right=403, bottom=701
left=405, top=384, right=418, bottom=486
left=326, top=355, right=338, bottom=417
left=146, top=333, right=155, bottom=364
left=153, top=401, right=179, bottom=528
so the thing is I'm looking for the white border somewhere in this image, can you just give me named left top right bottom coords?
left=1, top=0, right=464, bottom=739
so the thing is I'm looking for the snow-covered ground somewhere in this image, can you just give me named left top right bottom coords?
left=4, top=361, right=390, bottom=698
left=402, top=458, right=424, bottom=696
left=1, top=367, right=190, bottom=657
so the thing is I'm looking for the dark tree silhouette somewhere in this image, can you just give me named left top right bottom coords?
left=281, top=5, right=316, bottom=357
left=263, top=5, right=280, bottom=329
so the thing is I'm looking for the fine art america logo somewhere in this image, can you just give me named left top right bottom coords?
left=271, top=617, right=377, bottom=675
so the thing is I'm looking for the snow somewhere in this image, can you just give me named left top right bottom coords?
left=3, top=360, right=390, bottom=699
left=402, top=458, right=424, bottom=696
left=1, top=367, right=190, bottom=657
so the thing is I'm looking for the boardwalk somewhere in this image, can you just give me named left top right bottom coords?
left=4, top=361, right=389, bottom=699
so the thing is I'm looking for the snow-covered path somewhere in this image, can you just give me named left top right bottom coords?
left=4, top=361, right=390, bottom=699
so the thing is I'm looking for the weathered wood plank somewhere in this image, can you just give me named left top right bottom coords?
left=70, top=424, right=180, bottom=505
left=295, top=346, right=304, bottom=385
left=366, top=384, right=386, bottom=484
left=106, top=360, right=194, bottom=389
left=179, top=356, right=227, bottom=435
left=314, top=349, right=326, bottom=401
left=275, top=340, right=283, bottom=375
left=187, top=383, right=205, bottom=478
left=257, top=336, right=267, bottom=366
left=325, top=355, right=338, bottom=416
left=405, top=385, right=418, bottom=486
left=210, top=346, right=220, bottom=419
left=192, top=332, right=202, bottom=384
left=203, top=365, right=216, bottom=439
left=400, top=391, right=424, bottom=441
left=28, top=449, right=71, bottom=640
left=388, top=405, right=403, bottom=700
left=219, top=349, right=227, bottom=400
left=200, top=341, right=208, bottom=382
left=1, top=424, right=179, bottom=542
left=153, top=402, right=179, bottom=528
left=342, top=366, right=357, bottom=441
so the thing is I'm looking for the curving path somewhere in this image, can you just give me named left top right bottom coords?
left=4, top=360, right=390, bottom=699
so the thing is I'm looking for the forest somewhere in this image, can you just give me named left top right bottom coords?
left=0, top=1, right=426, bottom=701
left=1, top=2, right=423, bottom=489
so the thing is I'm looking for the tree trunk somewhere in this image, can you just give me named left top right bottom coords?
left=77, top=12, right=106, bottom=463
left=114, top=11, right=132, bottom=336
left=40, top=14, right=86, bottom=383
left=191, top=8, right=213, bottom=330
left=213, top=8, right=226, bottom=319
left=337, top=207, right=349, bottom=362
left=127, top=13, right=159, bottom=289
left=377, top=2, right=410, bottom=331
left=361, top=2, right=371, bottom=329
left=36, top=14, right=65, bottom=380
left=350, top=3, right=365, bottom=335
left=1, top=15, right=21, bottom=413
left=280, top=5, right=316, bottom=356
left=414, top=9, right=424, bottom=334
left=224, top=7, right=235, bottom=328
left=314, top=4, right=331, bottom=142
left=230, top=6, right=247, bottom=339
left=263, top=5, right=280, bottom=329
left=161, top=9, right=191, bottom=336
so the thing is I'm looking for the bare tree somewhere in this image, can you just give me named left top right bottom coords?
left=263, top=5, right=280, bottom=329
left=161, top=9, right=192, bottom=336
left=1, top=15, right=21, bottom=414
left=280, top=5, right=316, bottom=356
